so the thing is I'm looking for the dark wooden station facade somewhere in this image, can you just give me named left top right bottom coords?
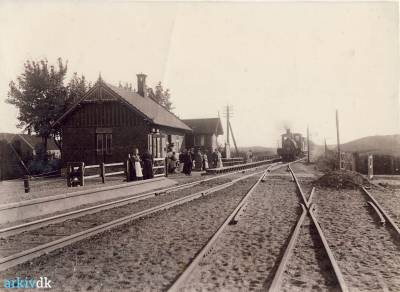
left=54, top=74, right=191, bottom=166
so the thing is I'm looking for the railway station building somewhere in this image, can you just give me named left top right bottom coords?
left=54, top=74, right=192, bottom=166
left=182, top=118, right=224, bottom=153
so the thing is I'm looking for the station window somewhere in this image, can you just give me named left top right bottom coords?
left=105, top=134, right=112, bottom=155
left=96, top=133, right=112, bottom=156
left=96, top=134, right=103, bottom=156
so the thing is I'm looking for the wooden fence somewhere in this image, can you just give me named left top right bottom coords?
left=67, top=158, right=167, bottom=187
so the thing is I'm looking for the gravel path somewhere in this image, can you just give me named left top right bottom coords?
left=314, top=188, right=400, bottom=291
left=0, top=174, right=262, bottom=291
left=178, top=175, right=301, bottom=291
left=0, top=169, right=265, bottom=258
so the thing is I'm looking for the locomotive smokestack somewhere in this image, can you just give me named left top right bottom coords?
left=286, top=128, right=291, bottom=134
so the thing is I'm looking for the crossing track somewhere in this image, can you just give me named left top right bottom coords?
left=167, top=163, right=286, bottom=292
left=0, top=163, right=276, bottom=238
left=267, top=164, right=348, bottom=292
left=0, top=162, right=282, bottom=272
left=165, top=161, right=348, bottom=291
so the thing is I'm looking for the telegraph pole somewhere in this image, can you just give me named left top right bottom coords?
left=307, top=126, right=310, bottom=164
left=336, top=110, right=341, bottom=169
left=223, top=105, right=234, bottom=158
left=226, top=105, right=230, bottom=145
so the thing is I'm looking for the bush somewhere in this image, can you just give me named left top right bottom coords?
left=27, top=158, right=61, bottom=175
left=316, top=152, right=338, bottom=173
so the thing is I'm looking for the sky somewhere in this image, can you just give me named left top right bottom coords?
left=0, top=0, right=398, bottom=147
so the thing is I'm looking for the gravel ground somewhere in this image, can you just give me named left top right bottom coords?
left=280, top=216, right=340, bottom=292
left=179, top=175, right=301, bottom=291
left=178, top=162, right=340, bottom=292
left=314, top=188, right=400, bottom=291
left=0, top=169, right=265, bottom=258
left=0, top=175, right=261, bottom=291
left=272, top=162, right=321, bottom=202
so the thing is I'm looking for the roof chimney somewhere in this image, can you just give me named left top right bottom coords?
left=137, top=73, right=147, bottom=97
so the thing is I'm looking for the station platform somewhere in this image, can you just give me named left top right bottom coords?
left=0, top=177, right=177, bottom=226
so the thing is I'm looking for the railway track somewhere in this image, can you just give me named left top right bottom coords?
left=0, top=162, right=281, bottom=272
left=313, top=184, right=400, bottom=291
left=3, top=160, right=397, bottom=290
left=269, top=164, right=348, bottom=291
left=0, top=164, right=271, bottom=238
left=167, top=164, right=280, bottom=291
left=276, top=166, right=400, bottom=291
left=167, top=161, right=348, bottom=292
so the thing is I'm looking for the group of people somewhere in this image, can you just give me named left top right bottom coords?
left=127, top=146, right=228, bottom=181
left=127, top=148, right=154, bottom=181
left=167, top=148, right=224, bottom=176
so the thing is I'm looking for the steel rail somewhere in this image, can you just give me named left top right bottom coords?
left=284, top=163, right=349, bottom=292
left=308, top=187, right=316, bottom=206
left=367, top=201, right=386, bottom=225
left=0, top=168, right=271, bottom=272
left=361, top=186, right=400, bottom=238
left=268, top=204, right=307, bottom=292
left=0, top=164, right=276, bottom=238
left=167, top=167, right=274, bottom=292
left=309, top=204, right=349, bottom=292
left=287, top=164, right=309, bottom=207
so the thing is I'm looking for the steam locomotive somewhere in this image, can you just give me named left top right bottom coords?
left=277, top=129, right=306, bottom=162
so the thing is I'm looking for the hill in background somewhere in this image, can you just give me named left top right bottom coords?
left=237, top=146, right=276, bottom=156
left=329, top=135, right=400, bottom=157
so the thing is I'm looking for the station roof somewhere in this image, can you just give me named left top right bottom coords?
left=181, top=118, right=224, bottom=135
left=106, top=83, right=191, bottom=131
left=54, top=79, right=192, bottom=132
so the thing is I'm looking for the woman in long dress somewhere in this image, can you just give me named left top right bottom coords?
left=142, top=150, right=154, bottom=180
left=216, top=150, right=223, bottom=168
left=195, top=150, right=203, bottom=171
left=182, top=149, right=193, bottom=175
left=132, top=148, right=143, bottom=180
left=203, top=151, right=209, bottom=170
left=179, top=151, right=184, bottom=173
left=127, top=154, right=135, bottom=181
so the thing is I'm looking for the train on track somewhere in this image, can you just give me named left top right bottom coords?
left=277, top=129, right=306, bottom=162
